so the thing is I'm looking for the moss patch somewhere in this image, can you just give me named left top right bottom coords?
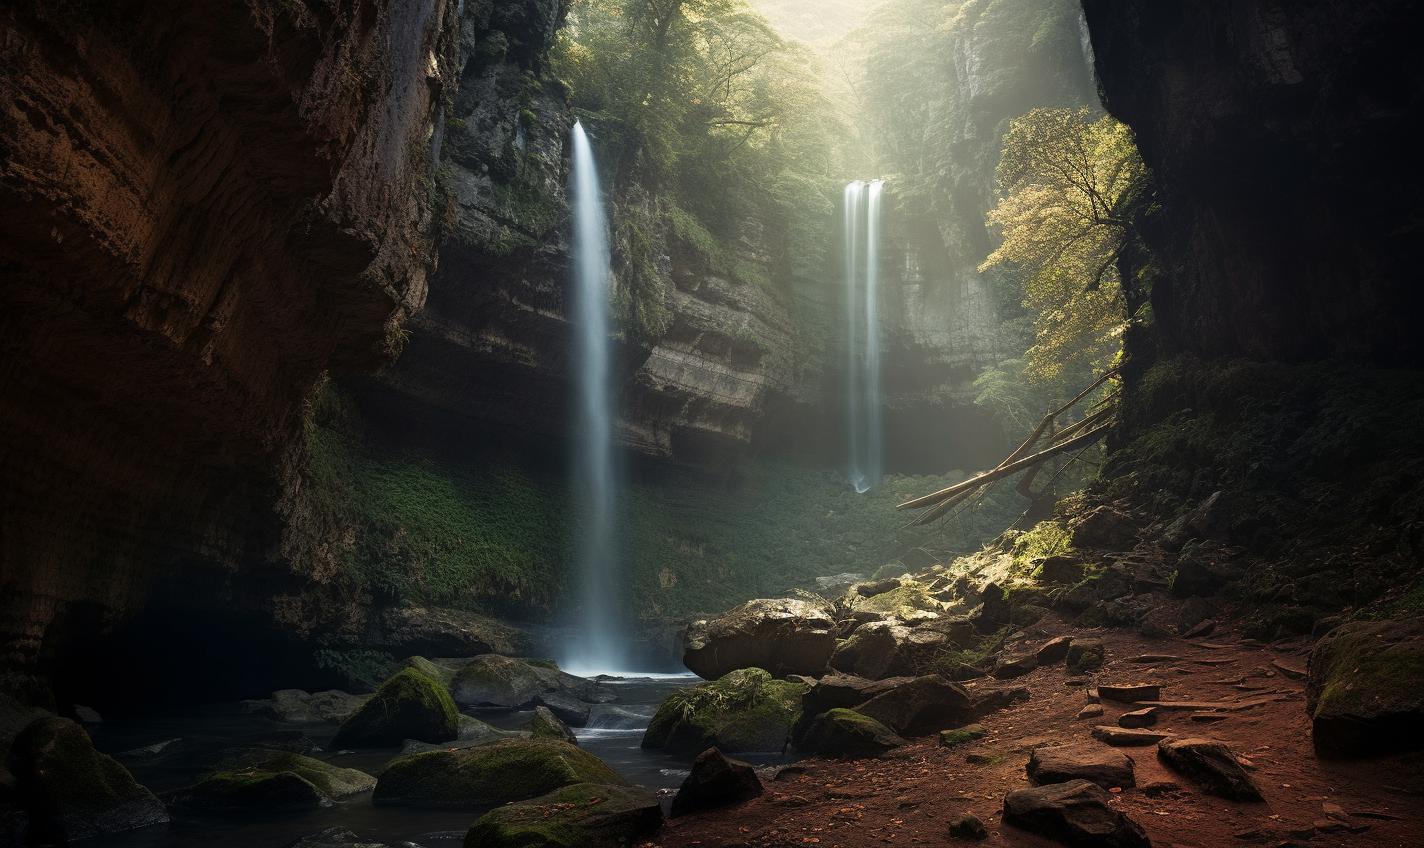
left=462, top=782, right=662, bottom=848
left=938, top=724, right=987, bottom=748
left=374, top=739, right=623, bottom=808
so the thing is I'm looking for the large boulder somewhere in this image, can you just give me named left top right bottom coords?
left=683, top=599, right=837, bottom=680
left=670, top=748, right=762, bottom=817
left=450, top=656, right=608, bottom=711
left=331, top=668, right=459, bottom=748
left=1027, top=743, right=1136, bottom=790
left=642, top=669, right=806, bottom=755
left=853, top=675, right=976, bottom=737
left=1305, top=617, right=1424, bottom=756
left=829, top=620, right=971, bottom=680
left=797, top=709, right=906, bottom=758
left=1156, top=737, right=1262, bottom=801
left=176, top=753, right=376, bottom=813
left=791, top=673, right=912, bottom=742
left=374, top=739, right=622, bottom=808
left=7, top=717, right=168, bottom=841
left=463, top=782, right=662, bottom=848
left=1002, top=779, right=1150, bottom=847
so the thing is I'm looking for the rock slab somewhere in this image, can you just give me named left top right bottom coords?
left=1156, top=737, right=1263, bottom=801
left=1003, top=779, right=1150, bottom=847
left=670, top=748, right=763, bottom=817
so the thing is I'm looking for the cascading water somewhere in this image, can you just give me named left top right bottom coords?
left=566, top=120, right=624, bottom=674
left=845, top=179, right=885, bottom=493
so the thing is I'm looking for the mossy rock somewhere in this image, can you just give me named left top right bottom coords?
left=373, top=739, right=623, bottom=808
left=449, top=655, right=584, bottom=709
left=463, top=782, right=661, bottom=848
left=7, top=717, right=168, bottom=841
left=642, top=668, right=807, bottom=755
left=401, top=656, right=458, bottom=687
left=797, top=709, right=905, bottom=758
left=178, top=752, right=375, bottom=813
left=331, top=668, right=458, bottom=748
left=939, top=724, right=987, bottom=749
left=854, top=582, right=943, bottom=617
left=527, top=706, right=577, bottom=745
left=1307, top=617, right=1424, bottom=756
left=1065, top=640, right=1106, bottom=674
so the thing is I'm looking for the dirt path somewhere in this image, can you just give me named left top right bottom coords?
left=650, top=621, right=1424, bottom=847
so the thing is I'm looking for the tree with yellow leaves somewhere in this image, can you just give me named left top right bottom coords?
left=980, top=107, right=1147, bottom=382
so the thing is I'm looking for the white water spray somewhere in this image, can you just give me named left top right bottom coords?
left=845, top=180, right=885, bottom=493
left=566, top=121, right=625, bottom=674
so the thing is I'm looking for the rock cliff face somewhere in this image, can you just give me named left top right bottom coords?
left=1082, top=0, right=1424, bottom=365
left=0, top=0, right=461, bottom=702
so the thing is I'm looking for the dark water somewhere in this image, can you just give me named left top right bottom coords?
left=87, top=673, right=790, bottom=848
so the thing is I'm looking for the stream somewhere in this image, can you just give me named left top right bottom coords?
left=88, top=672, right=791, bottom=848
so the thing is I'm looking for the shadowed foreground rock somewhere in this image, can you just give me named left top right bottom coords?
left=671, top=748, right=763, bottom=817
left=374, top=739, right=622, bottom=808
left=1306, top=617, right=1424, bottom=757
left=1003, top=779, right=1151, bottom=847
left=465, top=782, right=662, bottom=848
left=683, top=599, right=837, bottom=680
left=331, top=668, right=459, bottom=748
left=798, top=709, right=907, bottom=758
left=854, top=675, right=977, bottom=737
left=8, top=717, right=168, bottom=841
left=643, top=669, right=806, bottom=755
left=176, top=752, right=375, bottom=813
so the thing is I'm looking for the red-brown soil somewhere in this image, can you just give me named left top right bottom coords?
left=650, top=620, right=1424, bottom=847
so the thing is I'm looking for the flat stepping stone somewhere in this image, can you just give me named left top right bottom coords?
left=1138, top=693, right=1290, bottom=712
left=1190, top=658, right=1236, bottom=666
left=1156, top=737, right=1263, bottom=801
left=1128, top=654, right=1180, bottom=663
left=1117, top=707, right=1158, bottom=728
left=1091, top=726, right=1170, bottom=746
left=1027, top=742, right=1135, bottom=789
left=1269, top=659, right=1306, bottom=680
left=1189, top=712, right=1228, bottom=723
left=1077, top=704, right=1104, bottom=719
left=1003, top=780, right=1150, bottom=847
left=1097, top=684, right=1161, bottom=703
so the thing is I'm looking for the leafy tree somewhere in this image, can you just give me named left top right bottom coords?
left=980, top=106, right=1146, bottom=382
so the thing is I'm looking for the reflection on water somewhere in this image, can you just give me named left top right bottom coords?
left=86, top=672, right=793, bottom=847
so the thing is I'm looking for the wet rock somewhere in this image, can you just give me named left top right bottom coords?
left=948, top=812, right=989, bottom=840
left=797, top=709, right=906, bottom=758
left=450, top=655, right=608, bottom=711
left=683, top=599, right=837, bottom=680
left=1306, top=617, right=1424, bottom=756
left=241, top=689, right=368, bottom=724
left=1118, top=708, right=1158, bottom=728
left=176, top=752, right=376, bottom=813
left=938, top=724, right=987, bottom=749
left=1002, top=779, right=1150, bottom=847
left=464, top=782, right=662, bottom=848
left=286, top=828, right=402, bottom=848
left=670, top=748, right=762, bottom=816
left=8, top=717, right=168, bottom=841
left=1036, top=636, right=1074, bottom=665
left=992, top=653, right=1038, bottom=679
left=1066, top=640, right=1105, bottom=674
left=1156, top=737, right=1263, bottom=801
left=534, top=693, right=592, bottom=727
left=527, top=706, right=578, bottom=745
left=331, top=668, right=459, bottom=748
left=643, top=668, right=806, bottom=755
left=374, top=739, right=622, bottom=808
left=1098, top=684, right=1161, bottom=703
left=1027, top=743, right=1136, bottom=790
left=1091, top=726, right=1169, bottom=747
left=855, top=675, right=977, bottom=737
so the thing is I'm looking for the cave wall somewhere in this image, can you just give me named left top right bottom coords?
left=0, top=0, right=461, bottom=702
left=1082, top=0, right=1424, bottom=365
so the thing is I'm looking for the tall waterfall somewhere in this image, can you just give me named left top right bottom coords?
left=566, top=121, right=624, bottom=674
left=845, top=179, right=885, bottom=493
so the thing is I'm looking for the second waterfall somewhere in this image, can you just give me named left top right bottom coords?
left=844, top=180, right=885, bottom=494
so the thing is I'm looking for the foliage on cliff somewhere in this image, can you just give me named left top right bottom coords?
left=553, top=0, right=841, bottom=340
left=981, top=107, right=1146, bottom=382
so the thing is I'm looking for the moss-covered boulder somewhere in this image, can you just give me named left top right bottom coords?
left=331, top=668, right=459, bottom=748
left=463, top=782, right=662, bottom=848
left=402, top=656, right=460, bottom=688
left=177, top=752, right=376, bottom=813
left=373, top=739, right=623, bottom=808
left=7, top=717, right=168, bottom=841
left=642, top=669, right=807, bottom=755
left=683, top=599, right=837, bottom=680
left=797, top=709, right=905, bottom=758
left=1306, top=617, right=1424, bottom=756
left=450, top=655, right=602, bottom=711
left=854, top=675, right=977, bottom=737
left=527, top=706, right=577, bottom=745
left=939, top=724, right=987, bottom=749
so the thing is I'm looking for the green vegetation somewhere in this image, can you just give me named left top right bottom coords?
left=463, top=782, right=661, bottom=848
left=331, top=667, right=459, bottom=748
left=182, top=753, right=376, bottom=811
left=938, top=723, right=987, bottom=748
